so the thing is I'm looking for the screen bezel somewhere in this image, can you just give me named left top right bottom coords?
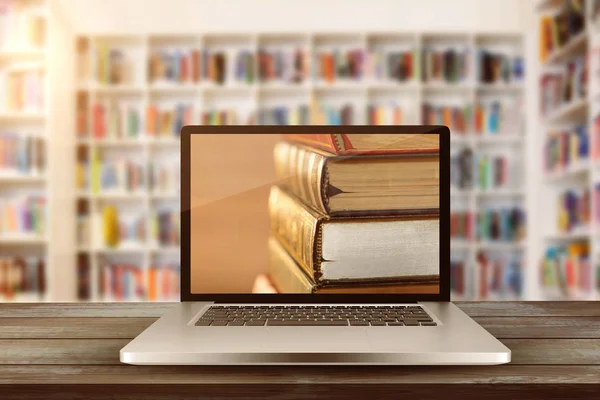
left=181, top=125, right=450, bottom=303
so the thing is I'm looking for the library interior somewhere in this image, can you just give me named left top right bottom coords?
left=0, top=0, right=597, bottom=302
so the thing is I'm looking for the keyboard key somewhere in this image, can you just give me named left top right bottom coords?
left=421, top=322, right=437, bottom=326
left=227, top=321, right=245, bottom=326
left=349, top=321, right=369, bottom=326
left=246, top=321, right=266, bottom=326
left=210, top=321, right=228, bottom=326
left=195, top=320, right=211, bottom=326
left=387, top=322, right=405, bottom=326
left=267, top=320, right=348, bottom=326
left=370, top=321, right=386, bottom=326
left=404, top=321, right=419, bottom=326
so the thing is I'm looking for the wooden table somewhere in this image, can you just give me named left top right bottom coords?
left=0, top=302, right=599, bottom=399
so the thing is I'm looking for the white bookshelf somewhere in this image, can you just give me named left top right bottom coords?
left=0, top=0, right=49, bottom=302
left=69, top=31, right=527, bottom=302
left=537, top=0, right=599, bottom=300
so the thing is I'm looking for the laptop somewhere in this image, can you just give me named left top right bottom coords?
left=120, top=125, right=510, bottom=365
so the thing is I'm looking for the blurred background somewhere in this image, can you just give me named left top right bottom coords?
left=0, top=0, right=596, bottom=302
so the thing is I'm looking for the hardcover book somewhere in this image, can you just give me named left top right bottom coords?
left=269, top=185, right=439, bottom=285
left=273, top=140, right=439, bottom=215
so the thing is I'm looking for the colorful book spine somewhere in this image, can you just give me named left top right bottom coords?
left=422, top=103, right=471, bottom=134
left=101, top=264, right=146, bottom=301
left=3, top=68, right=44, bottom=112
left=541, top=242, right=591, bottom=298
left=258, top=48, right=309, bottom=83
left=0, top=133, right=45, bottom=175
left=557, top=187, right=590, bottom=233
left=149, top=49, right=200, bottom=84
left=476, top=207, right=526, bottom=242
left=450, top=211, right=473, bottom=240
left=200, top=109, right=243, bottom=125
left=146, top=103, right=193, bottom=136
left=0, top=196, right=46, bottom=237
left=92, top=157, right=146, bottom=193
left=91, top=101, right=141, bottom=139
left=147, top=265, right=180, bottom=301
left=149, top=160, right=180, bottom=194
left=477, top=49, right=524, bottom=84
left=540, top=56, right=586, bottom=117
left=421, top=47, right=470, bottom=83
left=151, top=208, right=180, bottom=247
left=367, top=104, right=403, bottom=125
left=0, top=256, right=45, bottom=299
left=544, top=125, right=588, bottom=173
left=472, top=154, right=509, bottom=191
left=256, top=105, right=310, bottom=125
left=474, top=100, right=521, bottom=135
left=476, top=251, right=523, bottom=299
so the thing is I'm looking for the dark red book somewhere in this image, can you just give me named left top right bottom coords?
left=281, top=133, right=439, bottom=155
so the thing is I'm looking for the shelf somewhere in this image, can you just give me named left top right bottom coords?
left=83, top=84, right=145, bottom=94
left=95, top=245, right=147, bottom=254
left=84, top=192, right=148, bottom=201
left=477, top=241, right=526, bottom=251
left=475, top=189, right=524, bottom=197
left=0, top=112, right=45, bottom=121
left=149, top=246, right=180, bottom=254
left=474, top=135, right=522, bottom=145
left=542, top=30, right=587, bottom=66
left=0, top=49, right=45, bottom=59
left=80, top=137, right=146, bottom=147
left=544, top=228, right=591, bottom=242
left=476, top=82, right=524, bottom=93
left=366, top=81, right=419, bottom=91
left=149, top=82, right=201, bottom=93
left=0, top=173, right=46, bottom=184
left=542, top=98, right=587, bottom=125
left=450, top=240, right=472, bottom=250
left=0, top=293, right=46, bottom=302
left=544, top=160, right=589, bottom=182
left=0, top=235, right=47, bottom=245
left=150, top=192, right=179, bottom=200
left=422, top=81, right=473, bottom=93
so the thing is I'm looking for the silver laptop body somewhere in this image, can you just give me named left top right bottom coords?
left=120, top=126, right=510, bottom=365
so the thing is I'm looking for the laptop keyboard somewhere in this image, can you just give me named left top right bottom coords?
left=195, top=305, right=436, bottom=326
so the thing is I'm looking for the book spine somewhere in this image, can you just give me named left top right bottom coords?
left=273, top=141, right=328, bottom=214
left=268, top=185, right=321, bottom=281
left=268, top=236, right=313, bottom=294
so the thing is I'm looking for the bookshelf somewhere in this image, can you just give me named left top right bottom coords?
left=70, top=31, right=526, bottom=302
left=537, top=0, right=599, bottom=300
left=0, top=0, right=49, bottom=302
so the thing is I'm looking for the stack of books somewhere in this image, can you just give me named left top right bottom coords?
left=148, top=49, right=200, bottom=84
left=541, top=242, right=591, bottom=298
left=557, top=187, right=590, bottom=233
left=146, top=103, right=193, bottom=137
left=538, top=0, right=585, bottom=62
left=0, top=256, right=45, bottom=299
left=267, top=133, right=441, bottom=294
left=0, top=133, right=45, bottom=176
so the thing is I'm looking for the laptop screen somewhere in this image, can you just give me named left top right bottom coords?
left=189, top=133, right=440, bottom=294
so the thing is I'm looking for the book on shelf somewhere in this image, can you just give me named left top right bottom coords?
left=473, top=153, right=509, bottom=191
left=151, top=208, right=180, bottom=247
left=233, top=50, right=255, bottom=83
left=0, top=133, right=45, bottom=176
left=77, top=260, right=90, bottom=300
left=148, top=265, right=179, bottom=301
left=201, top=50, right=227, bottom=84
left=451, top=147, right=474, bottom=189
left=422, top=103, right=471, bottom=134
left=146, top=103, right=193, bottom=136
left=269, top=185, right=439, bottom=286
left=200, top=109, right=244, bottom=125
left=314, top=48, right=364, bottom=82
left=100, top=263, right=145, bottom=301
left=86, top=151, right=146, bottom=194
left=539, top=56, right=586, bottom=117
left=149, top=48, right=200, bottom=84
left=367, top=104, right=403, bottom=125
left=148, top=160, right=180, bottom=194
left=308, top=102, right=355, bottom=125
left=477, top=49, right=524, bottom=84
left=273, top=139, right=439, bottom=215
left=476, top=207, right=526, bottom=242
left=258, top=48, right=309, bottom=83
left=450, top=211, right=473, bottom=240
left=363, top=49, right=415, bottom=82
left=594, top=183, right=600, bottom=226
left=544, top=125, right=588, bottom=173
left=557, top=187, right=590, bottom=233
left=450, top=258, right=468, bottom=297
left=0, top=256, right=45, bottom=299
left=538, top=0, right=585, bottom=62
left=96, top=44, right=130, bottom=85
left=541, top=242, right=591, bottom=298
left=474, top=100, right=521, bottom=135
left=101, top=205, right=145, bottom=248
left=256, top=105, right=310, bottom=125
left=0, top=195, right=46, bottom=237
left=476, top=251, right=523, bottom=299
left=268, top=237, right=439, bottom=294
left=2, top=68, right=44, bottom=112
left=0, top=2, right=46, bottom=50
left=421, top=47, right=469, bottom=83
left=77, top=214, right=90, bottom=248
left=92, top=101, right=141, bottom=139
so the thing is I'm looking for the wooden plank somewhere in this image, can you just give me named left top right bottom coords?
left=0, top=303, right=174, bottom=318
left=1, top=316, right=598, bottom=339
left=457, top=302, right=600, bottom=317
left=1, top=365, right=600, bottom=384
left=1, top=339, right=599, bottom=365
left=1, top=383, right=600, bottom=400
left=2, top=302, right=599, bottom=318
left=0, top=318, right=156, bottom=339
left=473, top=317, right=600, bottom=339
